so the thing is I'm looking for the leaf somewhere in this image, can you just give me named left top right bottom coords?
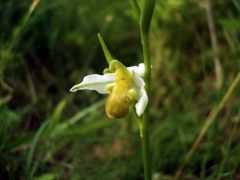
left=46, top=98, right=67, bottom=133
left=25, top=121, right=49, bottom=180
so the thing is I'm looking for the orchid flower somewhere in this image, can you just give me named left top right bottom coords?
left=70, top=60, right=148, bottom=118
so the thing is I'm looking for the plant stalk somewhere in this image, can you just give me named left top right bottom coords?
left=139, top=0, right=156, bottom=179
left=140, top=31, right=152, bottom=180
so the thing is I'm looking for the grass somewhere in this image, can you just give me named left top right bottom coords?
left=0, top=0, right=239, bottom=179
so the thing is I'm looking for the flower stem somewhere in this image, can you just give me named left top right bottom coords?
left=139, top=0, right=156, bottom=179
left=140, top=31, right=152, bottom=180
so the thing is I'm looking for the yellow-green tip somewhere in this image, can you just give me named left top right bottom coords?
left=98, top=33, right=113, bottom=65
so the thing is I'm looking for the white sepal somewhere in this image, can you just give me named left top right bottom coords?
left=70, top=73, right=115, bottom=94
left=127, top=63, right=144, bottom=77
left=133, top=76, right=148, bottom=117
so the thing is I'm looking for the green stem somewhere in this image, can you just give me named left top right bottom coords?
left=139, top=0, right=156, bottom=179
left=140, top=31, right=152, bottom=180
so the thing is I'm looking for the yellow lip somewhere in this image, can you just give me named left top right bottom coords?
left=105, top=60, right=134, bottom=118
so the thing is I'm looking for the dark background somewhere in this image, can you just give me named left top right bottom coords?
left=0, top=0, right=240, bottom=179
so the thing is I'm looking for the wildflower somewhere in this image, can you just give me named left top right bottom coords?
left=70, top=60, right=148, bottom=118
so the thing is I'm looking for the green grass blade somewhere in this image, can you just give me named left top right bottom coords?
left=129, top=0, right=141, bottom=21
left=51, top=99, right=104, bottom=137
left=24, top=120, right=49, bottom=180
left=47, top=98, right=67, bottom=133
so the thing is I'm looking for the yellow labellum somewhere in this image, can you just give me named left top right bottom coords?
left=105, top=60, right=136, bottom=118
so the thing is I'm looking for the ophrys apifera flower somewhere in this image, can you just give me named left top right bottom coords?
left=70, top=60, right=148, bottom=118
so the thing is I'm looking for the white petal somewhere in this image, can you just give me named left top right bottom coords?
left=70, top=73, right=115, bottom=94
left=127, top=63, right=144, bottom=77
left=133, top=76, right=148, bottom=117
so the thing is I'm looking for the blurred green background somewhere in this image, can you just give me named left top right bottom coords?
left=0, top=0, right=240, bottom=179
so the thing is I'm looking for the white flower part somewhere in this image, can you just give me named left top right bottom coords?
left=132, top=75, right=148, bottom=117
left=127, top=63, right=144, bottom=77
left=70, top=63, right=148, bottom=116
left=70, top=73, right=115, bottom=94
